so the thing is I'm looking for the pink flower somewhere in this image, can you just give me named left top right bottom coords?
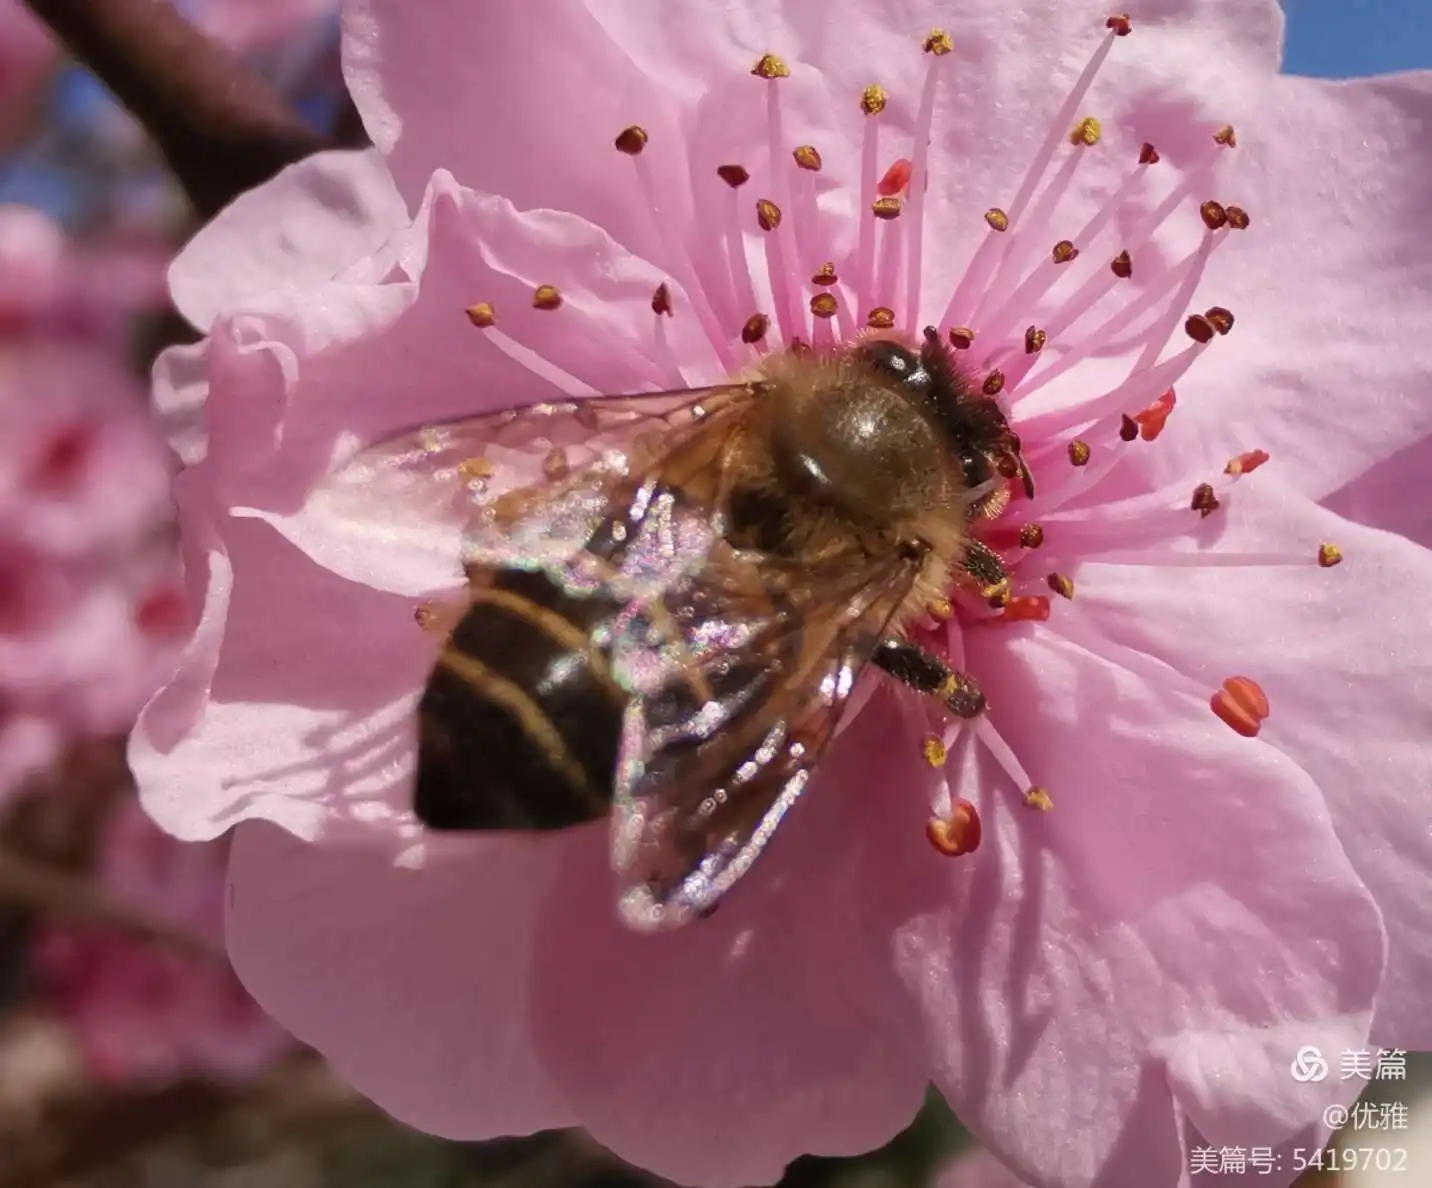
left=34, top=797, right=293, bottom=1085
left=0, top=208, right=183, bottom=803
left=134, top=2, right=1432, bottom=1185
left=0, top=205, right=169, bottom=344
left=0, top=0, right=56, bottom=112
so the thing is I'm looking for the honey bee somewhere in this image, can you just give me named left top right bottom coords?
left=324, top=326, right=1031, bottom=929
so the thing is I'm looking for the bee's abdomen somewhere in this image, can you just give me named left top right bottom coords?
left=414, top=567, right=626, bottom=831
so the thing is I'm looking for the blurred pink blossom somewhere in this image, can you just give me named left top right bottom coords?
left=133, top=1, right=1432, bottom=1186
left=0, top=0, right=56, bottom=110
left=0, top=205, right=169, bottom=344
left=0, top=207, right=182, bottom=804
left=34, top=798, right=292, bottom=1085
left=194, top=0, right=336, bottom=54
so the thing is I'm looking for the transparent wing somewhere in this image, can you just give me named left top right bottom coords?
left=608, top=540, right=920, bottom=931
left=312, top=385, right=760, bottom=578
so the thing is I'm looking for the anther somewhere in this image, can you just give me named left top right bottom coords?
left=927, top=596, right=954, bottom=620
left=756, top=199, right=783, bottom=231
left=1200, top=200, right=1228, bottom=230
left=982, top=370, right=1006, bottom=396
left=1204, top=306, right=1234, bottom=335
left=458, top=456, right=494, bottom=480
left=861, top=84, right=888, bottom=115
left=414, top=604, right=440, bottom=630
left=793, top=144, right=823, bottom=171
left=1023, top=786, right=1054, bottom=811
left=789, top=337, right=811, bottom=356
left=533, top=285, right=563, bottom=311
left=923, top=28, right=954, bottom=55
left=922, top=735, right=948, bottom=767
left=464, top=302, right=496, bottom=328
left=1068, top=440, right=1091, bottom=466
left=984, top=578, right=1011, bottom=608
left=948, top=326, right=977, bottom=350
left=751, top=53, right=790, bottom=79
left=867, top=306, right=896, bottom=329
left=1025, top=326, right=1047, bottom=354
left=985, top=208, right=1010, bottom=232
left=614, top=125, right=648, bottom=155
left=812, top=265, right=839, bottom=287
left=927, top=800, right=981, bottom=857
left=878, top=158, right=912, bottom=196
left=1318, top=543, right=1344, bottom=568
left=1210, top=675, right=1269, bottom=738
left=1020, top=523, right=1046, bottom=549
left=1190, top=482, right=1221, bottom=517
left=741, top=313, right=770, bottom=344
left=1138, top=142, right=1160, bottom=164
left=717, top=164, right=750, bottom=188
left=1132, top=388, right=1177, bottom=441
left=1110, top=250, right=1132, bottom=278
left=1106, top=14, right=1132, bottom=35
left=1052, top=240, right=1079, bottom=264
left=651, top=282, right=673, bottom=317
left=1224, top=449, right=1271, bottom=476
left=1047, top=573, right=1075, bottom=600
left=542, top=448, right=570, bottom=481
left=1119, top=414, right=1139, bottom=442
left=1225, top=205, right=1251, bottom=229
left=1003, top=596, right=1051, bottom=622
left=810, top=293, right=838, bottom=319
left=1214, top=124, right=1237, bottom=147
left=1070, top=116, right=1102, bottom=146
left=1184, top=314, right=1216, bottom=343
left=872, top=197, right=902, bottom=220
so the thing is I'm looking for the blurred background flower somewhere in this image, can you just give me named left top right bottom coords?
left=0, top=1, right=1427, bottom=1186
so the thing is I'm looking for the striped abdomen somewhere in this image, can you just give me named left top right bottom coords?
left=414, top=566, right=627, bottom=831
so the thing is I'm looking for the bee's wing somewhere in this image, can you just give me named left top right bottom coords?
left=608, top=542, right=920, bottom=931
left=311, top=386, right=758, bottom=585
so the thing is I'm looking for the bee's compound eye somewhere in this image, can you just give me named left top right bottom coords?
left=856, top=340, right=922, bottom=380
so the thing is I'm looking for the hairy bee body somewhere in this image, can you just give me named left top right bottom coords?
left=412, top=334, right=1021, bottom=847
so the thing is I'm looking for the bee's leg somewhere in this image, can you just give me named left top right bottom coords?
left=873, top=639, right=986, bottom=718
left=961, top=540, right=1011, bottom=605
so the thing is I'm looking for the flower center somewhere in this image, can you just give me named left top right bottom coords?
left=465, top=14, right=1347, bottom=861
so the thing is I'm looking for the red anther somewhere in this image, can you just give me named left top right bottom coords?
left=1224, top=449, right=1271, bottom=476
left=1133, top=388, right=1177, bottom=441
left=1002, top=596, right=1051, bottom=622
left=879, top=158, right=913, bottom=197
left=927, top=800, right=982, bottom=856
left=1210, top=676, right=1270, bottom=738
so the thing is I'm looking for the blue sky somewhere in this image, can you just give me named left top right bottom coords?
left=1283, top=0, right=1432, bottom=77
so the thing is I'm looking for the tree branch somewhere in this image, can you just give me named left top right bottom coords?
left=23, top=0, right=327, bottom=219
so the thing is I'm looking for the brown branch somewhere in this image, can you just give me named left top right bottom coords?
left=23, top=0, right=326, bottom=219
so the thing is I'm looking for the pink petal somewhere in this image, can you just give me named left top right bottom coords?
left=169, top=149, right=407, bottom=331
left=1321, top=432, right=1432, bottom=551
left=1065, top=476, right=1432, bottom=1050
left=940, top=1147, right=1033, bottom=1188
left=853, top=632, right=1382, bottom=1186
left=130, top=513, right=430, bottom=842
left=225, top=820, right=576, bottom=1137
left=526, top=699, right=929, bottom=1187
left=1144, top=71, right=1432, bottom=500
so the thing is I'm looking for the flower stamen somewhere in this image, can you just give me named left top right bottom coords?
left=926, top=799, right=981, bottom=856
left=1210, top=675, right=1268, bottom=737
